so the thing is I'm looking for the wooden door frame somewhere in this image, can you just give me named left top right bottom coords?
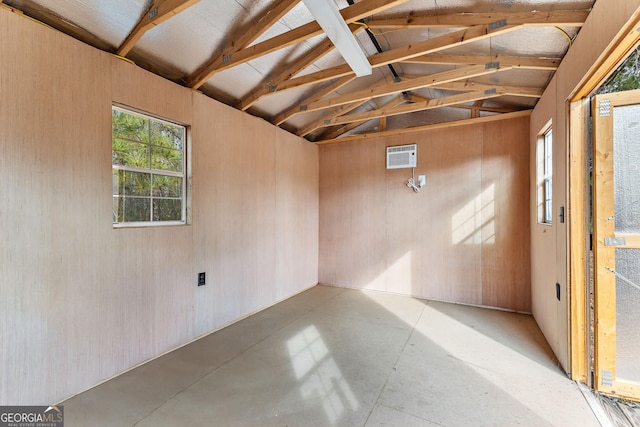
left=568, top=8, right=640, bottom=387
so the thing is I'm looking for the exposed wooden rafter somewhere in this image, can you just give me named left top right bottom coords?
left=315, top=110, right=532, bottom=144
left=294, top=77, right=414, bottom=136
left=273, top=24, right=522, bottom=95
left=402, top=54, right=561, bottom=70
left=188, top=0, right=299, bottom=89
left=317, top=95, right=407, bottom=140
left=408, top=95, right=520, bottom=114
left=299, top=64, right=513, bottom=113
left=318, top=87, right=533, bottom=140
left=433, top=81, right=544, bottom=98
left=237, top=25, right=363, bottom=111
left=366, top=9, right=590, bottom=29
left=271, top=75, right=357, bottom=126
left=117, top=0, right=201, bottom=56
left=297, top=100, right=369, bottom=137
left=187, top=0, right=410, bottom=89
left=320, top=90, right=503, bottom=127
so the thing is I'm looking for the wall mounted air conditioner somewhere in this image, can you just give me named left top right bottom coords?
left=386, top=144, right=417, bottom=169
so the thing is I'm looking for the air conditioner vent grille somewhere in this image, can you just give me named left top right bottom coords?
left=386, top=144, right=417, bottom=169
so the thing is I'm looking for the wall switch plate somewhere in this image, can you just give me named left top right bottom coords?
left=198, top=272, right=206, bottom=286
left=418, top=175, right=426, bottom=187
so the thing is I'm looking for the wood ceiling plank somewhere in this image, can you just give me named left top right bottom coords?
left=188, top=0, right=410, bottom=89
left=402, top=54, right=561, bottom=70
left=271, top=75, right=357, bottom=125
left=237, top=25, right=363, bottom=111
left=367, top=9, right=590, bottom=29
left=118, top=0, right=201, bottom=56
left=323, top=90, right=502, bottom=126
left=275, top=24, right=521, bottom=94
left=301, top=64, right=512, bottom=113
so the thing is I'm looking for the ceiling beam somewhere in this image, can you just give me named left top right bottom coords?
left=471, top=100, right=483, bottom=118
left=117, top=0, right=201, bottom=56
left=321, top=90, right=503, bottom=127
left=188, top=0, right=299, bottom=89
left=297, top=100, right=369, bottom=137
left=402, top=54, right=561, bottom=70
left=371, top=24, right=520, bottom=68
left=433, top=81, right=544, bottom=98
left=366, top=9, right=590, bottom=29
left=409, top=95, right=520, bottom=114
left=271, top=75, right=357, bottom=125
left=317, top=95, right=407, bottom=140
left=318, top=120, right=369, bottom=141
left=187, top=0, right=410, bottom=89
left=300, top=64, right=512, bottom=113
left=274, top=23, right=521, bottom=94
left=237, top=25, right=363, bottom=111
left=294, top=77, right=407, bottom=136
left=316, top=110, right=532, bottom=144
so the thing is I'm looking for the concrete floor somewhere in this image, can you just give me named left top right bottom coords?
left=63, top=285, right=601, bottom=426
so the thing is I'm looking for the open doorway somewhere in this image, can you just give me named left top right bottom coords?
left=569, top=23, right=640, bottom=403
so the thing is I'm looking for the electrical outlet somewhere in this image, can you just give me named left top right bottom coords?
left=198, top=272, right=206, bottom=286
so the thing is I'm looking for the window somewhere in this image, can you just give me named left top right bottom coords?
left=537, top=126, right=553, bottom=224
left=112, top=106, right=186, bottom=226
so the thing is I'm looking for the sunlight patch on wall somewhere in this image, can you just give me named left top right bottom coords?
left=452, top=184, right=496, bottom=245
left=287, top=325, right=359, bottom=424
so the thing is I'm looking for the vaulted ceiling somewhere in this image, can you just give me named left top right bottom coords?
left=2, top=0, right=596, bottom=143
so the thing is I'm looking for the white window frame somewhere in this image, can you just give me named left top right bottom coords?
left=112, top=105, right=187, bottom=227
left=537, top=124, right=553, bottom=225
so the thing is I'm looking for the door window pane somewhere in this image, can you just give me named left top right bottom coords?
left=615, top=248, right=640, bottom=383
left=613, top=105, right=640, bottom=233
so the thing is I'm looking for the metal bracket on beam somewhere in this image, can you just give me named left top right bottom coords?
left=148, top=7, right=159, bottom=20
left=222, top=55, right=232, bottom=65
left=299, top=105, right=308, bottom=112
left=324, top=119, right=331, bottom=125
left=268, top=85, right=278, bottom=93
left=489, top=19, right=507, bottom=31
left=485, top=62, right=500, bottom=69
left=484, top=88, right=497, bottom=95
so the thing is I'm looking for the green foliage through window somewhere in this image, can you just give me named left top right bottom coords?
left=596, top=46, right=640, bottom=94
left=112, top=107, right=186, bottom=224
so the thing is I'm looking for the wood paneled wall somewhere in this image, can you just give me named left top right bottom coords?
left=319, top=117, right=531, bottom=312
left=0, top=9, right=318, bottom=405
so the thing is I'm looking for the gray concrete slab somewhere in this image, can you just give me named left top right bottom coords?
left=63, top=286, right=601, bottom=427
